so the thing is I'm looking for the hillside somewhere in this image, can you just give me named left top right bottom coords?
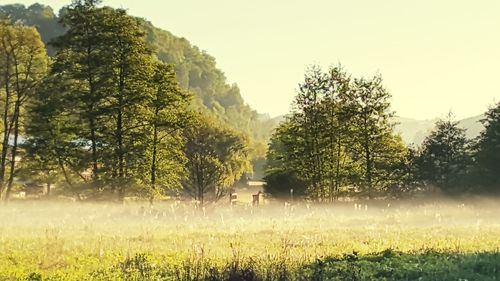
left=270, top=114, right=484, bottom=146
left=0, top=3, right=280, bottom=158
left=394, top=115, right=484, bottom=145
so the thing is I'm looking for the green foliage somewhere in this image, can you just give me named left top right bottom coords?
left=0, top=3, right=65, bottom=55
left=24, top=73, right=87, bottom=195
left=347, top=75, right=407, bottom=197
left=263, top=170, right=306, bottom=199
left=266, top=65, right=408, bottom=200
left=473, top=102, right=500, bottom=192
left=0, top=2, right=256, bottom=202
left=303, top=250, right=500, bottom=281
left=182, top=115, right=251, bottom=203
left=20, top=1, right=192, bottom=200
left=141, top=61, right=191, bottom=200
left=264, top=120, right=307, bottom=199
left=0, top=3, right=278, bottom=176
left=416, top=115, right=472, bottom=193
left=0, top=19, right=49, bottom=199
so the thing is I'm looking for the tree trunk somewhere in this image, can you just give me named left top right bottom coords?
left=116, top=58, right=126, bottom=199
left=5, top=54, right=24, bottom=201
left=362, top=115, right=373, bottom=199
left=0, top=55, right=11, bottom=198
left=366, top=150, right=372, bottom=199
left=4, top=101, right=20, bottom=201
left=57, top=156, right=73, bottom=187
left=335, top=134, right=342, bottom=200
left=89, top=113, right=99, bottom=183
left=86, top=41, right=99, bottom=185
left=116, top=106, right=124, bottom=193
left=150, top=120, right=158, bottom=203
left=0, top=91, right=10, bottom=198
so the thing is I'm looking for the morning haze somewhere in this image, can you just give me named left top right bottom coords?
left=1, top=0, right=500, bottom=280
left=14, top=0, right=500, bottom=119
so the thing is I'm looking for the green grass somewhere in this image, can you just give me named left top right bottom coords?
left=0, top=200, right=499, bottom=280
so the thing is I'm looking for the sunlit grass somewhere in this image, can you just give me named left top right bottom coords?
left=0, top=200, right=499, bottom=280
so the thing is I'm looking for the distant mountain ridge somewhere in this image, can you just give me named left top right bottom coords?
left=269, top=114, right=484, bottom=146
left=394, top=115, right=484, bottom=145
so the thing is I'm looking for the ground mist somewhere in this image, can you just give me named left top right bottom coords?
left=0, top=198, right=499, bottom=280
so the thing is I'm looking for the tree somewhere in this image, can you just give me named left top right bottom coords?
left=50, top=0, right=112, bottom=186
left=386, top=146, right=421, bottom=197
left=98, top=7, right=154, bottom=195
left=264, top=120, right=307, bottom=199
left=18, top=138, right=64, bottom=196
left=265, top=65, right=408, bottom=200
left=320, top=66, right=353, bottom=200
left=291, top=66, right=331, bottom=200
left=182, top=115, right=250, bottom=204
left=416, top=115, right=471, bottom=193
left=23, top=75, right=87, bottom=195
left=473, top=103, right=500, bottom=192
left=0, top=20, right=48, bottom=200
left=20, top=1, right=198, bottom=201
left=1, top=3, right=279, bottom=179
left=346, top=75, right=401, bottom=198
left=45, top=1, right=186, bottom=199
left=144, top=61, right=190, bottom=202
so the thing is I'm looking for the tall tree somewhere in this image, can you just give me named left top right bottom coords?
left=46, top=1, right=178, bottom=198
left=0, top=20, right=48, bottom=200
left=473, top=103, right=500, bottom=192
left=99, top=7, right=154, bottom=195
left=182, top=115, right=250, bottom=205
left=264, top=119, right=307, bottom=199
left=265, top=65, right=407, bottom=200
left=144, top=61, right=190, bottom=202
left=348, top=75, right=399, bottom=198
left=416, top=115, right=471, bottom=193
left=292, top=66, right=329, bottom=200
left=50, top=0, right=111, bottom=185
left=320, top=66, right=352, bottom=200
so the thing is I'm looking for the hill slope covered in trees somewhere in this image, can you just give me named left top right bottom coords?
left=0, top=3, right=280, bottom=178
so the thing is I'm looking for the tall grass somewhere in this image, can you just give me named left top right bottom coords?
left=0, top=199, right=499, bottom=280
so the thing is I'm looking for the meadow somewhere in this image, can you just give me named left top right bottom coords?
left=0, top=199, right=499, bottom=280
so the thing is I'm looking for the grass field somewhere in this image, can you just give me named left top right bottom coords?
left=0, top=199, right=499, bottom=280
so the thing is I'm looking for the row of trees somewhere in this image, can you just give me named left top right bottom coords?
left=0, top=0, right=250, bottom=202
left=416, top=109, right=500, bottom=194
left=264, top=66, right=500, bottom=200
left=0, top=2, right=280, bottom=180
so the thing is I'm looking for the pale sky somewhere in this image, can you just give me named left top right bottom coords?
left=7, top=0, right=500, bottom=119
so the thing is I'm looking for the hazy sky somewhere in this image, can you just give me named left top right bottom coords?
left=8, top=0, right=500, bottom=119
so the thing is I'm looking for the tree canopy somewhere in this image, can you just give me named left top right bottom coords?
left=0, top=3, right=279, bottom=179
left=265, top=66, right=408, bottom=201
